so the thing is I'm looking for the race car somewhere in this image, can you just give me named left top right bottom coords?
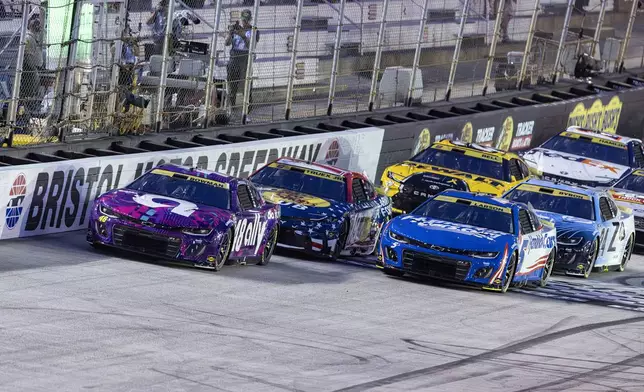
left=249, top=157, right=391, bottom=259
left=608, top=169, right=644, bottom=246
left=522, top=126, right=644, bottom=188
left=87, top=164, right=280, bottom=271
left=504, top=179, right=635, bottom=276
left=377, top=190, right=557, bottom=293
left=380, top=139, right=533, bottom=215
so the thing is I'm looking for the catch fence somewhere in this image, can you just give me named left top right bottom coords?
left=0, top=0, right=639, bottom=146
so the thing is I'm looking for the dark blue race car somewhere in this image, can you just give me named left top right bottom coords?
left=504, top=179, right=635, bottom=277
left=378, top=190, right=557, bottom=293
left=249, top=158, right=392, bottom=260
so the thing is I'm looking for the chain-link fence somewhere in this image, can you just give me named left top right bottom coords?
left=0, top=0, right=638, bottom=147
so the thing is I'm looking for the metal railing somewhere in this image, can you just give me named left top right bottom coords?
left=0, top=0, right=640, bottom=147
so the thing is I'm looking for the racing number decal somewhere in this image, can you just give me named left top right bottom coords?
left=600, top=222, right=622, bottom=255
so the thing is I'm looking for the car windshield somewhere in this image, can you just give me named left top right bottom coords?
left=541, top=135, right=629, bottom=166
left=250, top=163, right=347, bottom=202
left=411, top=147, right=507, bottom=181
left=126, top=170, right=230, bottom=210
left=413, top=196, right=514, bottom=234
left=505, top=186, right=594, bottom=221
left=614, top=172, right=644, bottom=193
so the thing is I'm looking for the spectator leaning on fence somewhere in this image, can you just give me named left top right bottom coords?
left=147, top=0, right=170, bottom=55
left=20, top=16, right=43, bottom=116
left=225, top=9, right=259, bottom=117
left=489, top=0, right=515, bottom=43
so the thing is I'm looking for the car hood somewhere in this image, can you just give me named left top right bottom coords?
left=523, top=148, right=629, bottom=184
left=533, top=210, right=597, bottom=238
left=256, top=186, right=351, bottom=220
left=609, top=189, right=644, bottom=217
left=384, top=161, right=508, bottom=195
left=99, top=189, right=233, bottom=229
left=390, top=215, right=514, bottom=252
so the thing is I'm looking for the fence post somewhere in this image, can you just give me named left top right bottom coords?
left=7, top=0, right=30, bottom=132
left=615, top=0, right=639, bottom=73
left=284, top=0, right=304, bottom=120
left=326, top=0, right=346, bottom=117
left=551, top=0, right=573, bottom=84
left=590, top=0, right=607, bottom=58
left=203, top=0, right=223, bottom=128
left=517, top=0, right=540, bottom=90
left=60, top=0, right=83, bottom=125
left=367, top=0, right=389, bottom=112
left=406, top=0, right=430, bottom=106
left=241, top=0, right=261, bottom=125
left=445, top=0, right=470, bottom=101
left=481, top=0, right=505, bottom=96
left=154, top=0, right=176, bottom=132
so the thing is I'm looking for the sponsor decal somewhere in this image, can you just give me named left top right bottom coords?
left=322, top=138, right=340, bottom=166
left=262, top=189, right=331, bottom=208
left=432, top=143, right=503, bottom=163
left=495, top=116, right=514, bottom=152
left=400, top=215, right=506, bottom=240
left=268, top=162, right=345, bottom=182
left=151, top=168, right=230, bottom=189
left=132, top=194, right=199, bottom=217
left=435, top=194, right=512, bottom=214
left=560, top=131, right=627, bottom=149
left=461, top=122, right=473, bottom=143
left=540, top=150, right=622, bottom=174
left=434, top=133, right=454, bottom=142
left=5, top=173, right=26, bottom=230
left=475, top=127, right=495, bottom=146
left=412, top=128, right=431, bottom=156
left=609, top=190, right=644, bottom=205
left=233, top=213, right=267, bottom=254
left=516, top=184, right=591, bottom=200
left=567, top=96, right=622, bottom=134
left=511, top=120, right=534, bottom=151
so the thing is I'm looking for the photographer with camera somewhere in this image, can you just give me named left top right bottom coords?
left=225, top=9, right=259, bottom=119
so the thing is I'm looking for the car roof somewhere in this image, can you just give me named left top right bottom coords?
left=155, top=163, right=236, bottom=184
left=440, top=189, right=521, bottom=211
left=563, top=126, right=639, bottom=145
left=433, top=139, right=521, bottom=160
left=274, top=157, right=352, bottom=176
left=519, top=178, right=599, bottom=198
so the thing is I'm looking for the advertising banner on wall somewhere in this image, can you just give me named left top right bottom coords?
left=0, top=127, right=385, bottom=240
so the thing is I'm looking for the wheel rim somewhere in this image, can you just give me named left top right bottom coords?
left=502, top=255, right=516, bottom=292
left=542, top=251, right=554, bottom=284
left=217, top=232, right=230, bottom=268
left=585, top=240, right=598, bottom=278
left=264, top=229, right=277, bottom=261
left=621, top=236, right=633, bottom=270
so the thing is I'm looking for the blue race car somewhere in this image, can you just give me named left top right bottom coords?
left=249, top=157, right=392, bottom=260
left=377, top=190, right=557, bottom=293
left=504, top=179, right=635, bottom=277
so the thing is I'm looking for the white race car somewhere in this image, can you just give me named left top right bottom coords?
left=609, top=169, right=644, bottom=246
left=522, top=126, right=644, bottom=188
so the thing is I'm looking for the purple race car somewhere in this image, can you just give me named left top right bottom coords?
left=87, top=164, right=280, bottom=271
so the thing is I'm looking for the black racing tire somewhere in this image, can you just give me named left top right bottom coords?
left=213, top=229, right=232, bottom=272
left=501, top=253, right=518, bottom=293
left=584, top=239, right=599, bottom=279
left=371, top=217, right=390, bottom=256
left=257, top=226, right=278, bottom=266
left=540, top=249, right=556, bottom=288
left=331, top=220, right=349, bottom=262
left=618, top=234, right=635, bottom=272
left=383, top=267, right=404, bottom=278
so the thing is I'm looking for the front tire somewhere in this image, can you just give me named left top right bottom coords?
left=331, top=220, right=349, bottom=261
left=257, top=226, right=278, bottom=266
left=213, top=229, right=232, bottom=271
left=584, top=239, right=599, bottom=279
left=540, top=249, right=555, bottom=287
left=501, top=253, right=517, bottom=293
left=383, top=267, right=404, bottom=277
left=618, top=234, right=635, bottom=272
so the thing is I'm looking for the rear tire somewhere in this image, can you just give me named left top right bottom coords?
left=257, top=226, right=278, bottom=266
left=540, top=249, right=555, bottom=287
left=213, top=230, right=232, bottom=272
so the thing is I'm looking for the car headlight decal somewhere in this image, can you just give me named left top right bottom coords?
left=467, top=250, right=500, bottom=259
left=181, top=228, right=213, bottom=236
left=389, top=230, right=408, bottom=243
left=387, top=171, right=406, bottom=184
left=557, top=236, right=583, bottom=246
left=99, top=204, right=118, bottom=218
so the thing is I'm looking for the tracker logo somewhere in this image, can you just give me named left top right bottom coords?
left=5, top=173, right=27, bottom=230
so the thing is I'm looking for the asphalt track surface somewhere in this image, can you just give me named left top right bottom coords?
left=2, top=231, right=644, bottom=391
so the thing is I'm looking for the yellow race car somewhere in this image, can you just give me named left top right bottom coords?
left=380, top=140, right=533, bottom=215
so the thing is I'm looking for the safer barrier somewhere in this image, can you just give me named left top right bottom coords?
left=0, top=127, right=385, bottom=239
